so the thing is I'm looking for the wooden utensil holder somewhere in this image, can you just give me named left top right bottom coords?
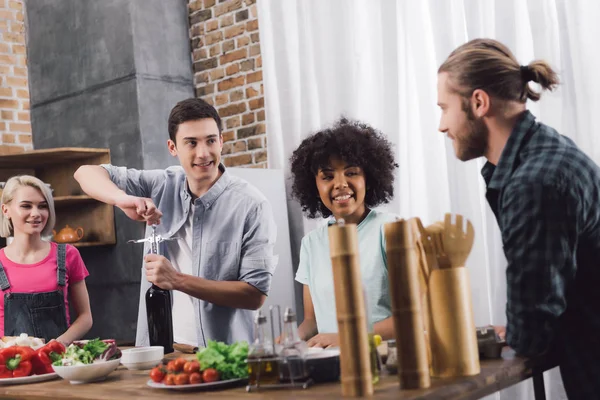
left=428, top=267, right=480, bottom=377
left=384, top=220, right=431, bottom=389
left=328, top=222, right=373, bottom=397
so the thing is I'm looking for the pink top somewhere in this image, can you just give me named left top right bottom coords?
left=0, top=242, right=89, bottom=336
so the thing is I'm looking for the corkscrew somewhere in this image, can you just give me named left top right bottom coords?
left=127, top=225, right=179, bottom=254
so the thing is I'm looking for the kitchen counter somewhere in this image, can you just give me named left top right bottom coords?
left=0, top=347, right=556, bottom=400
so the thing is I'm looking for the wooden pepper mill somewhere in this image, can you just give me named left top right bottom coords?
left=384, top=218, right=431, bottom=389
left=328, top=219, right=373, bottom=397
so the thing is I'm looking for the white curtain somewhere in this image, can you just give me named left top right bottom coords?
left=257, top=0, right=600, bottom=398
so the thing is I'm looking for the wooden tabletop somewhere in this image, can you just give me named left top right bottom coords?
left=0, top=347, right=556, bottom=400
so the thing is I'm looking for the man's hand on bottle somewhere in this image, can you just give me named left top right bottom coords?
left=144, top=254, right=180, bottom=290
left=115, top=194, right=162, bottom=225
left=306, top=333, right=339, bottom=349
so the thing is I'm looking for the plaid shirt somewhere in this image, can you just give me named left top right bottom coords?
left=482, top=111, right=600, bottom=400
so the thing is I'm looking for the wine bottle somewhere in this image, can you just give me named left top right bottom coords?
left=146, top=284, right=174, bottom=353
left=129, top=225, right=174, bottom=354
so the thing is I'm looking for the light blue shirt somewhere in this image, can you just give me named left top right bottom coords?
left=101, top=163, right=278, bottom=347
left=295, top=209, right=396, bottom=333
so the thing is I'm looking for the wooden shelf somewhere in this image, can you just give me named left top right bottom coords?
left=0, top=148, right=116, bottom=248
left=53, top=195, right=96, bottom=207
left=0, top=148, right=110, bottom=168
left=71, top=241, right=115, bottom=248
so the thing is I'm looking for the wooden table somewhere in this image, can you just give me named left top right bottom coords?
left=0, top=347, right=556, bottom=400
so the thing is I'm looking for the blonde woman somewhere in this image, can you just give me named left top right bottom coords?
left=0, top=175, right=92, bottom=345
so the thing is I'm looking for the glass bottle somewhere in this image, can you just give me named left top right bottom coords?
left=385, top=339, right=398, bottom=374
left=247, top=310, right=279, bottom=385
left=145, top=227, right=173, bottom=353
left=364, top=289, right=380, bottom=384
left=279, top=307, right=308, bottom=382
left=146, top=285, right=174, bottom=354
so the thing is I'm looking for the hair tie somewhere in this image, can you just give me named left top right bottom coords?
left=520, top=65, right=535, bottom=83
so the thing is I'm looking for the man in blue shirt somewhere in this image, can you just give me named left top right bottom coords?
left=75, top=98, right=277, bottom=347
left=437, top=38, right=600, bottom=399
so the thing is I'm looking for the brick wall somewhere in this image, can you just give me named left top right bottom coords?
left=0, top=0, right=30, bottom=155
left=188, top=0, right=267, bottom=168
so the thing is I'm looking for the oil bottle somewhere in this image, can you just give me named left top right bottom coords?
left=278, top=307, right=308, bottom=382
left=247, top=310, right=279, bottom=385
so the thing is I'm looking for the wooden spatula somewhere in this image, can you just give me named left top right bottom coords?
left=425, top=222, right=451, bottom=269
left=408, top=218, right=433, bottom=370
left=442, top=213, right=474, bottom=268
left=413, top=218, right=437, bottom=274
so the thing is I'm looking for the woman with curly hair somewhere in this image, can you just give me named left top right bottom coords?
left=290, top=118, right=399, bottom=348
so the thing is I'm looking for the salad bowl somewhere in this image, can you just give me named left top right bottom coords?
left=51, top=338, right=122, bottom=384
left=53, top=358, right=121, bottom=384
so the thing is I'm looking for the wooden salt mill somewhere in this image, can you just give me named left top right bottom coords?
left=328, top=219, right=373, bottom=397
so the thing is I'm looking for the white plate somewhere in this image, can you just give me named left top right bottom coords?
left=306, top=348, right=340, bottom=359
left=0, top=373, right=59, bottom=385
left=146, top=378, right=246, bottom=391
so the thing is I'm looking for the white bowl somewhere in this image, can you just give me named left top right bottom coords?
left=120, top=346, right=164, bottom=370
left=52, top=358, right=121, bottom=384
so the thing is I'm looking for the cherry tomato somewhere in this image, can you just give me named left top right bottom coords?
left=189, top=372, right=203, bottom=384
left=173, top=358, right=187, bottom=372
left=183, top=360, right=200, bottom=374
left=166, top=360, right=178, bottom=372
left=202, top=368, right=219, bottom=383
left=174, top=373, right=190, bottom=385
left=149, top=367, right=165, bottom=383
left=164, top=374, right=176, bottom=385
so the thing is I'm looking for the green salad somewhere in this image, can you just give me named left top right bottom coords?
left=196, top=340, right=248, bottom=380
left=53, top=338, right=121, bottom=366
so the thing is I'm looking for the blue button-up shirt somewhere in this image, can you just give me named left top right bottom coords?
left=101, top=163, right=278, bottom=347
left=481, top=111, right=600, bottom=399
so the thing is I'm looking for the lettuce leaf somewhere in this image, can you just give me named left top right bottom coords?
left=196, top=340, right=249, bottom=379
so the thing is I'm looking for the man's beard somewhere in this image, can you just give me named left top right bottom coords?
left=455, top=102, right=489, bottom=161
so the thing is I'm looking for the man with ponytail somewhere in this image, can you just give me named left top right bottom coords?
left=437, top=38, right=600, bottom=399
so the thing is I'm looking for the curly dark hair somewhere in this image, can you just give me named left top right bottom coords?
left=290, top=118, right=398, bottom=219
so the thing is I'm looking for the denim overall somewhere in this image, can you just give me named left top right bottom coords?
left=0, top=244, right=68, bottom=342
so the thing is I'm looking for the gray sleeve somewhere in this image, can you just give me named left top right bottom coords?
left=100, top=164, right=165, bottom=198
left=238, top=200, right=278, bottom=295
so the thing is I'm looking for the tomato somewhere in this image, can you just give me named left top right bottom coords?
left=164, top=374, right=176, bottom=385
left=166, top=360, right=178, bottom=372
left=189, top=372, right=202, bottom=384
left=183, top=360, right=200, bottom=374
left=149, top=367, right=165, bottom=383
left=202, top=368, right=219, bottom=383
left=173, top=358, right=187, bottom=372
left=174, top=373, right=190, bottom=385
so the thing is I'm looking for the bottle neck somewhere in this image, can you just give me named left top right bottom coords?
left=252, top=323, right=273, bottom=352
left=281, top=320, right=300, bottom=344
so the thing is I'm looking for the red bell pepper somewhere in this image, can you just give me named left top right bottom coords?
left=32, top=340, right=65, bottom=375
left=0, top=346, right=35, bottom=378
